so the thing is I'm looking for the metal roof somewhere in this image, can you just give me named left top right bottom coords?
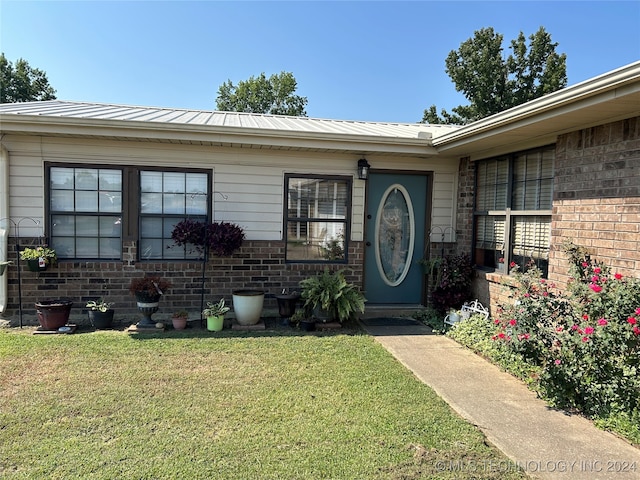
left=0, top=100, right=457, bottom=139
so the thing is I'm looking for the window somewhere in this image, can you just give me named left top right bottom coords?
left=473, top=146, right=554, bottom=276
left=48, top=165, right=210, bottom=261
left=50, top=167, right=123, bottom=259
left=139, top=171, right=208, bottom=260
left=285, top=175, right=351, bottom=262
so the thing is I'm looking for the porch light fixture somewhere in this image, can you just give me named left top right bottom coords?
left=357, top=158, right=370, bottom=180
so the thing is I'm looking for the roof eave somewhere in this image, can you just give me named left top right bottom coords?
left=0, top=114, right=438, bottom=156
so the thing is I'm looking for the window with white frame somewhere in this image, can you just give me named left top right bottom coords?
left=48, top=165, right=210, bottom=261
left=473, top=146, right=554, bottom=276
left=284, top=175, right=351, bottom=263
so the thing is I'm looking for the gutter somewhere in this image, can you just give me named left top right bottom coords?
left=433, top=61, right=640, bottom=149
left=0, top=143, right=9, bottom=313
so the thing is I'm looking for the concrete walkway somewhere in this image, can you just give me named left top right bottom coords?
left=360, top=321, right=640, bottom=480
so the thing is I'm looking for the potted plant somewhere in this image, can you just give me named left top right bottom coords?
left=86, top=298, right=115, bottom=329
left=35, top=298, right=73, bottom=330
left=202, top=299, right=230, bottom=332
left=274, top=289, right=301, bottom=325
left=171, top=219, right=245, bottom=257
left=171, top=310, right=189, bottom=330
left=20, top=246, right=57, bottom=272
left=300, top=269, right=366, bottom=323
left=290, top=309, right=315, bottom=331
left=232, top=290, right=265, bottom=326
left=0, top=260, right=12, bottom=276
left=430, top=254, right=474, bottom=313
left=129, top=276, right=171, bottom=327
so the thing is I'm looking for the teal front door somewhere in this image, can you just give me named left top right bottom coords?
left=364, top=172, right=428, bottom=304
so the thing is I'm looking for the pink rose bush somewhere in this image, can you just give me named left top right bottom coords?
left=492, top=242, right=640, bottom=421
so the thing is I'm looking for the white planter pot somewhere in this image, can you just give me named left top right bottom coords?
left=232, top=290, right=265, bottom=325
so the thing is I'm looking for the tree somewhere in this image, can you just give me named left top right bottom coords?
left=215, top=71, right=307, bottom=116
left=422, top=27, right=566, bottom=125
left=0, top=53, right=57, bottom=103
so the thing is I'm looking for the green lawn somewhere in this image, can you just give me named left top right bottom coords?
left=0, top=326, right=526, bottom=479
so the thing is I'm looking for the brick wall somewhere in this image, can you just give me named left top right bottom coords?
left=1, top=238, right=364, bottom=325
left=470, top=116, right=640, bottom=317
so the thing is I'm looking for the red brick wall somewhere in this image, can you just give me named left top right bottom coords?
left=1, top=239, right=364, bottom=324
left=470, top=116, right=640, bottom=317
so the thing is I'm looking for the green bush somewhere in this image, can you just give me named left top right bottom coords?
left=492, top=244, right=640, bottom=430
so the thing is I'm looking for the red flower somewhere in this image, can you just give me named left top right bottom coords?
left=509, top=319, right=517, bottom=326
left=633, top=326, right=640, bottom=336
left=582, top=314, right=589, bottom=320
left=589, top=283, right=602, bottom=293
left=493, top=319, right=500, bottom=325
left=591, top=275, right=599, bottom=282
left=585, top=326, right=595, bottom=335
left=542, top=291, right=549, bottom=297
left=636, top=307, right=640, bottom=316
left=571, top=324, right=579, bottom=331
left=614, top=272, right=623, bottom=280
left=593, top=267, right=601, bottom=274
left=556, top=326, right=564, bottom=332
left=582, top=336, right=590, bottom=342
left=509, top=261, right=517, bottom=268
left=597, top=318, right=608, bottom=326
left=581, top=262, right=589, bottom=267
left=498, top=257, right=504, bottom=263
left=628, top=317, right=637, bottom=325
left=498, top=332, right=506, bottom=339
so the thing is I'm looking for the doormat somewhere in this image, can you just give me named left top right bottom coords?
left=360, top=317, right=421, bottom=326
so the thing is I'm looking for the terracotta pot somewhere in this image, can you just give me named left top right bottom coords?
left=172, top=316, right=188, bottom=330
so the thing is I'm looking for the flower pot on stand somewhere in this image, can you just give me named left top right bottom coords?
left=135, top=292, right=160, bottom=328
left=232, top=290, right=264, bottom=326
left=89, top=309, right=114, bottom=329
left=35, top=299, right=73, bottom=330
left=275, top=291, right=300, bottom=326
left=206, top=315, right=224, bottom=332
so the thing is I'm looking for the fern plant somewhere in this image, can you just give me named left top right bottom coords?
left=300, top=269, right=366, bottom=323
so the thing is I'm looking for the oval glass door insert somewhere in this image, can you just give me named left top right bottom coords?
left=375, top=184, right=415, bottom=286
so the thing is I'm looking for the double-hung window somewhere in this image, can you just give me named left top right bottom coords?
left=474, top=146, right=554, bottom=276
left=285, top=175, right=351, bottom=263
left=48, top=165, right=210, bottom=261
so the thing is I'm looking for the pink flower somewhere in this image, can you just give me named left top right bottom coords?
left=633, top=326, right=640, bottom=336
left=524, top=293, right=531, bottom=298
left=494, top=319, right=500, bottom=325
left=571, top=324, right=579, bottom=331
left=498, top=332, right=506, bottom=339
left=591, top=275, right=599, bottom=282
left=582, top=336, right=589, bottom=342
left=581, top=262, right=589, bottom=267
left=498, top=257, right=504, bottom=263
left=614, top=272, right=623, bottom=280
left=554, top=359, right=562, bottom=365
left=593, top=267, right=601, bottom=274
left=636, top=307, right=640, bottom=316
left=597, top=318, right=608, bottom=326
left=542, top=291, right=549, bottom=297
left=556, top=326, right=564, bottom=332
left=582, top=314, right=589, bottom=320
left=589, top=283, right=602, bottom=293
left=540, top=279, right=546, bottom=284
left=509, top=261, right=517, bottom=268
left=585, top=326, right=595, bottom=335
left=628, top=317, right=637, bottom=325
left=509, top=319, right=517, bottom=326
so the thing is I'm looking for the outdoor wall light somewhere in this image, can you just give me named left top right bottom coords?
left=357, top=158, right=370, bottom=180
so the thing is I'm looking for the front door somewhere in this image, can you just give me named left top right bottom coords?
left=364, top=172, right=428, bottom=304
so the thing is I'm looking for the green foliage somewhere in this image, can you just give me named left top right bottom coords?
left=493, top=244, right=640, bottom=428
left=85, top=298, right=113, bottom=312
left=201, top=298, right=230, bottom=317
left=429, top=254, right=474, bottom=313
left=19, top=246, right=57, bottom=265
left=216, top=71, right=308, bottom=116
left=300, top=269, right=366, bottom=322
left=422, top=27, right=566, bottom=125
left=0, top=53, right=57, bottom=103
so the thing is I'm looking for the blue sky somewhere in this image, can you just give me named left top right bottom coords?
left=1, top=1, right=639, bottom=123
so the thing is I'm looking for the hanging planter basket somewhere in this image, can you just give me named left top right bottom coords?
left=27, top=259, right=48, bottom=272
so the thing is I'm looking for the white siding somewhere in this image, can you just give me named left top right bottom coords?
left=2, top=135, right=459, bottom=243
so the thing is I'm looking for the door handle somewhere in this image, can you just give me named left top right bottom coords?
left=366, top=241, right=371, bottom=247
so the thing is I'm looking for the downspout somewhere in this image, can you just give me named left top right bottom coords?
left=0, top=143, right=9, bottom=313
